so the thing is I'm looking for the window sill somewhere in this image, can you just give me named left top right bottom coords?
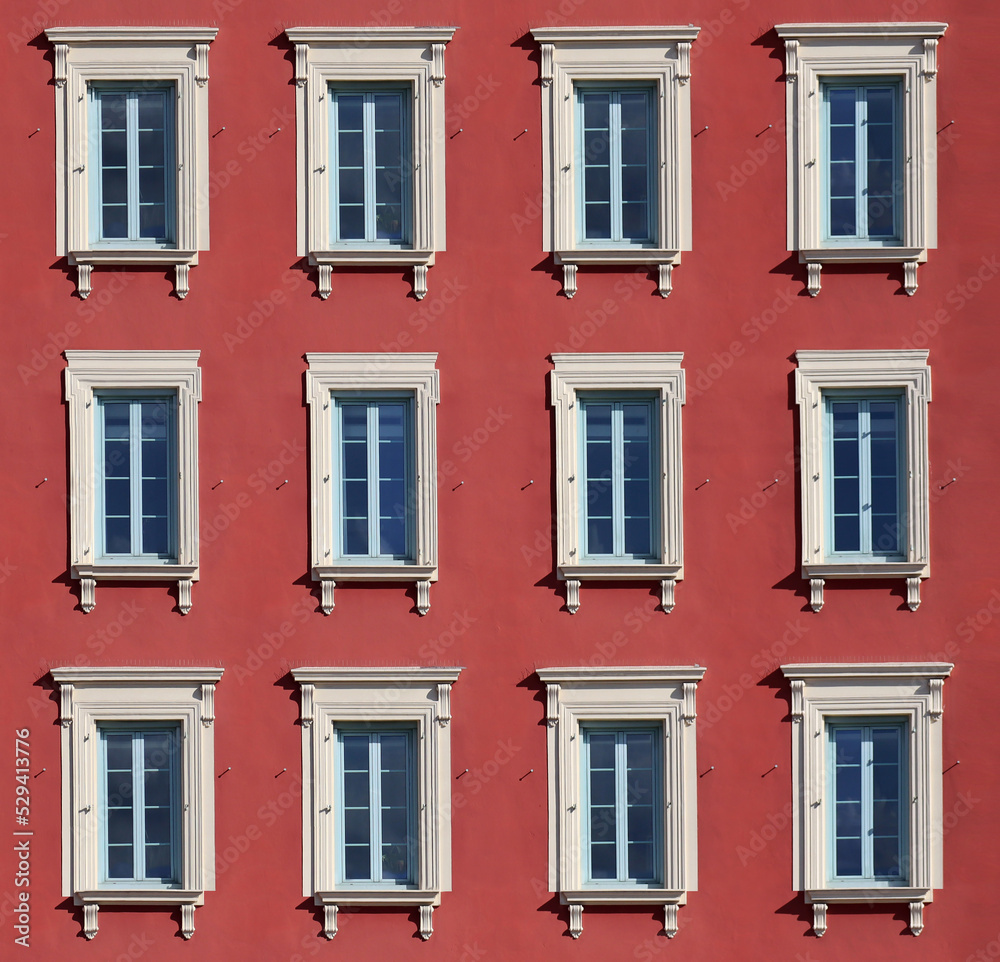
left=555, top=249, right=681, bottom=298
left=69, top=249, right=199, bottom=299
left=802, top=561, right=928, bottom=612
left=312, top=563, right=437, bottom=616
left=73, top=562, right=199, bottom=615
left=799, top=247, right=926, bottom=297
left=315, top=890, right=440, bottom=940
left=75, top=889, right=204, bottom=940
left=805, top=886, right=931, bottom=938
left=308, top=250, right=435, bottom=300
left=558, top=562, right=682, bottom=615
left=559, top=889, right=687, bottom=939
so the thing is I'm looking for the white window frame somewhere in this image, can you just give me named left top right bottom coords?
left=65, top=350, right=201, bottom=615
left=285, top=27, right=455, bottom=301
left=781, top=663, right=952, bottom=938
left=530, top=26, right=699, bottom=299
left=50, top=666, right=223, bottom=941
left=795, top=350, right=930, bottom=612
left=292, top=667, right=461, bottom=941
left=537, top=667, right=705, bottom=939
left=306, top=354, right=438, bottom=615
left=550, top=353, right=684, bottom=614
left=45, top=27, right=217, bottom=300
left=775, top=23, right=947, bottom=296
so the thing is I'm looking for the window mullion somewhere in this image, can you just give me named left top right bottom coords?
left=609, top=93, right=623, bottom=242
left=856, top=90, right=868, bottom=241
left=861, top=727, right=874, bottom=879
left=859, top=402, right=873, bottom=555
left=363, top=94, right=377, bottom=243
left=368, top=403, right=380, bottom=559
left=126, top=93, right=140, bottom=241
left=132, top=731, right=145, bottom=881
left=611, top=403, right=625, bottom=557
left=370, top=734, right=383, bottom=882
left=129, top=400, right=142, bottom=557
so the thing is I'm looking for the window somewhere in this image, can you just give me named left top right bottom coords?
left=583, top=727, right=661, bottom=885
left=306, top=354, right=438, bottom=615
left=330, top=89, right=409, bottom=246
left=794, top=350, right=930, bottom=612
left=100, top=727, right=181, bottom=885
left=45, top=27, right=217, bottom=299
left=65, top=351, right=201, bottom=614
left=537, top=667, right=705, bottom=939
left=550, top=354, right=684, bottom=614
left=531, top=26, right=699, bottom=298
left=292, top=667, right=462, bottom=940
left=781, top=663, right=953, bottom=937
left=578, top=87, right=656, bottom=246
left=823, top=82, right=900, bottom=244
left=284, top=28, right=456, bottom=300
left=828, top=721, right=906, bottom=884
left=50, top=666, right=223, bottom=940
left=337, top=728, right=416, bottom=885
left=775, top=23, right=947, bottom=296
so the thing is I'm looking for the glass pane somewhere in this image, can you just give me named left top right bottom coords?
left=142, top=437, right=169, bottom=479
left=829, top=198, right=856, bottom=237
left=623, top=480, right=650, bottom=518
left=873, top=800, right=900, bottom=838
left=380, top=734, right=408, bottom=771
left=102, top=167, right=128, bottom=205
left=585, top=202, right=611, bottom=239
left=620, top=128, right=648, bottom=168
left=582, top=93, right=610, bottom=130
left=375, top=131, right=401, bottom=168
left=136, top=92, right=165, bottom=128
left=138, top=167, right=165, bottom=206
left=866, top=87, right=895, bottom=124
left=834, top=728, right=862, bottom=766
left=625, top=731, right=653, bottom=769
left=624, top=518, right=651, bottom=557
left=873, top=836, right=902, bottom=877
left=587, top=518, right=613, bottom=555
left=833, top=477, right=859, bottom=516
left=382, top=843, right=409, bottom=881
left=836, top=801, right=862, bottom=835
left=584, top=165, right=611, bottom=202
left=343, top=519, right=368, bottom=555
left=588, top=732, right=615, bottom=769
left=379, top=517, right=406, bottom=556
left=342, top=405, right=368, bottom=438
left=107, top=807, right=133, bottom=844
left=834, top=516, right=860, bottom=553
left=139, top=205, right=167, bottom=239
left=585, top=440, right=612, bottom=481
left=107, top=844, right=134, bottom=879
left=344, top=845, right=370, bottom=880
left=344, top=772, right=369, bottom=808
left=143, top=770, right=171, bottom=807
left=105, top=732, right=133, bottom=770
left=829, top=122, right=856, bottom=163
left=337, top=95, right=363, bottom=131
left=102, top=130, right=127, bottom=167
left=343, top=438, right=368, bottom=480
left=142, top=478, right=169, bottom=517
left=142, top=518, right=169, bottom=555
left=590, top=842, right=616, bottom=879
left=105, top=517, right=131, bottom=554
left=621, top=165, right=648, bottom=204
left=867, top=123, right=894, bottom=163
left=374, top=94, right=401, bottom=130
left=344, top=807, right=370, bottom=846
left=587, top=480, right=612, bottom=520
left=624, top=438, right=650, bottom=478
left=138, top=129, right=165, bottom=166
left=338, top=130, right=364, bottom=170
left=627, top=842, right=654, bottom=881
left=145, top=844, right=173, bottom=879
left=621, top=202, right=649, bottom=241
left=100, top=93, right=128, bottom=129
left=344, top=480, right=368, bottom=518
left=589, top=770, right=616, bottom=807
left=381, top=806, right=408, bottom=845
left=342, top=735, right=369, bottom=771
left=338, top=167, right=364, bottom=206
left=105, top=477, right=130, bottom=516
left=836, top=837, right=862, bottom=877
left=380, top=771, right=408, bottom=809
left=339, top=199, right=365, bottom=239
left=832, top=402, right=858, bottom=437
left=145, top=806, right=172, bottom=846
left=627, top=805, right=654, bottom=842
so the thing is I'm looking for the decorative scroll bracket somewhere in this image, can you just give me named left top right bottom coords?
left=76, top=264, right=94, bottom=301
left=195, top=43, right=211, bottom=86
left=660, top=578, right=676, bottom=613
left=565, top=579, right=581, bottom=614
left=568, top=903, right=584, bottom=938
left=416, top=579, right=432, bottom=615
left=677, top=43, right=691, bottom=84
left=200, top=684, right=216, bottom=727
left=906, top=576, right=922, bottom=611
left=320, top=578, right=336, bottom=615
left=178, top=578, right=193, bottom=614
left=323, top=904, right=338, bottom=939
left=682, top=682, right=698, bottom=726
left=80, top=576, right=97, bottom=613
left=664, top=903, right=679, bottom=937
left=809, top=578, right=825, bottom=612
left=431, top=43, right=446, bottom=85
left=903, top=261, right=919, bottom=296
left=419, top=904, right=434, bottom=940
left=657, top=263, right=673, bottom=297
left=806, top=262, right=822, bottom=297
left=545, top=683, right=560, bottom=726
left=561, top=263, right=578, bottom=299
left=294, top=44, right=309, bottom=86
left=436, top=683, right=452, bottom=726
left=180, top=904, right=196, bottom=939
left=812, top=901, right=828, bottom=937
left=539, top=43, right=553, bottom=86
left=909, top=900, right=924, bottom=936
left=300, top=684, right=315, bottom=727
left=83, top=903, right=99, bottom=939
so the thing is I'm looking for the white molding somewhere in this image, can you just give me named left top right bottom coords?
left=284, top=27, right=455, bottom=299
left=64, top=351, right=201, bottom=613
left=550, top=354, right=684, bottom=613
left=50, top=666, right=223, bottom=940
left=44, top=27, right=216, bottom=298
left=305, top=354, right=438, bottom=613
left=780, top=662, right=952, bottom=936
left=775, top=22, right=947, bottom=295
left=794, top=350, right=930, bottom=609
left=530, top=27, right=698, bottom=297
left=536, top=666, right=705, bottom=938
left=291, top=667, right=461, bottom=939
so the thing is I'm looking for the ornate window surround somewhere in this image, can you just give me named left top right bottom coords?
left=530, top=26, right=699, bottom=298
left=550, top=353, right=685, bottom=614
left=794, top=349, right=930, bottom=612
left=284, top=27, right=456, bottom=301
left=50, top=666, right=223, bottom=940
left=291, top=667, right=462, bottom=941
left=64, top=350, right=201, bottom=615
left=775, top=22, right=948, bottom=296
left=780, top=662, right=952, bottom=938
left=44, top=27, right=217, bottom=299
left=305, top=353, right=439, bottom=615
left=536, top=666, right=705, bottom=939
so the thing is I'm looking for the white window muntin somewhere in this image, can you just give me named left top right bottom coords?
left=823, top=391, right=905, bottom=562
left=89, top=84, right=176, bottom=248
left=575, top=85, right=657, bottom=247
left=821, top=80, right=902, bottom=245
left=330, top=86, right=412, bottom=247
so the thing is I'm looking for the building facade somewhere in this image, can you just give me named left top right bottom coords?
left=1, top=0, right=997, bottom=960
